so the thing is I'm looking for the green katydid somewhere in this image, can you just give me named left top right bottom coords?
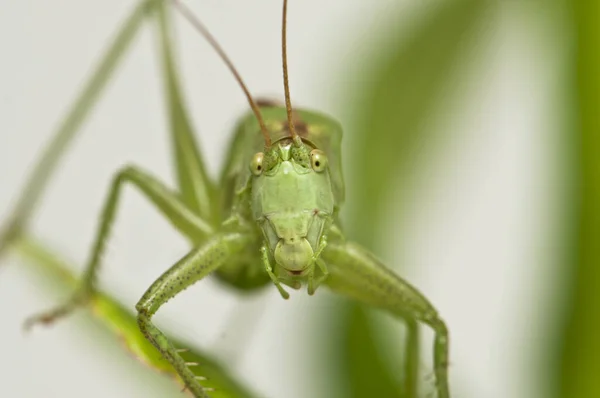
left=1, top=0, right=451, bottom=397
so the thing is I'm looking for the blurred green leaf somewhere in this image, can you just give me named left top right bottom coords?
left=343, top=306, right=401, bottom=397
left=324, top=1, right=489, bottom=396
left=345, top=0, right=488, bottom=247
left=11, top=237, right=258, bottom=398
left=557, top=1, right=600, bottom=397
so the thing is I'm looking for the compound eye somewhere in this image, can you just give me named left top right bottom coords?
left=310, top=149, right=328, bottom=172
left=250, top=152, right=264, bottom=176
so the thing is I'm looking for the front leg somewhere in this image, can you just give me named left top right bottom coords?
left=23, top=165, right=213, bottom=330
left=136, top=232, right=249, bottom=398
left=322, top=240, right=450, bottom=398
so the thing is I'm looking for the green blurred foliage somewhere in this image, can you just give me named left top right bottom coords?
left=557, top=0, right=600, bottom=397
left=344, top=0, right=489, bottom=249
left=320, top=1, right=490, bottom=397
left=344, top=305, right=401, bottom=397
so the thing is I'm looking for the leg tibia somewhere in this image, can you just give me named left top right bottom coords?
left=323, top=241, right=450, bottom=398
left=137, top=232, right=249, bottom=314
left=431, top=318, right=450, bottom=398
left=137, top=313, right=209, bottom=398
left=135, top=232, right=249, bottom=397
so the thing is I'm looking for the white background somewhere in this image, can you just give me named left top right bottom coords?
left=0, top=1, right=569, bottom=398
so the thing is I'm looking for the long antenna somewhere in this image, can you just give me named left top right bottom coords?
left=171, top=0, right=272, bottom=147
left=281, top=0, right=299, bottom=143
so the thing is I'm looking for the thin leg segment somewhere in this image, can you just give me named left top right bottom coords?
left=154, top=3, right=216, bottom=221
left=0, top=0, right=154, bottom=260
left=322, top=241, right=450, bottom=398
left=24, top=164, right=213, bottom=329
left=136, top=232, right=249, bottom=397
left=404, top=318, right=420, bottom=397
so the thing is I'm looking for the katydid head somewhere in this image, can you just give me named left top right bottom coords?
left=250, top=0, right=336, bottom=277
left=175, top=0, right=335, bottom=280
left=250, top=140, right=334, bottom=275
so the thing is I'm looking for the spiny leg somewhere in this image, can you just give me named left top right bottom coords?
left=136, top=232, right=249, bottom=398
left=24, top=165, right=213, bottom=330
left=323, top=240, right=450, bottom=398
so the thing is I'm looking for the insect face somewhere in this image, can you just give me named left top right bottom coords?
left=250, top=141, right=334, bottom=275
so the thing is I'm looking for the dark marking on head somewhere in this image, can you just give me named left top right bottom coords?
left=282, top=118, right=309, bottom=137
left=256, top=98, right=283, bottom=108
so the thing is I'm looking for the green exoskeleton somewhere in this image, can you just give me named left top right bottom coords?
left=2, top=0, right=450, bottom=397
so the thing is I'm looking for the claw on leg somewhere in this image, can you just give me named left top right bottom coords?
left=22, top=291, right=91, bottom=331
